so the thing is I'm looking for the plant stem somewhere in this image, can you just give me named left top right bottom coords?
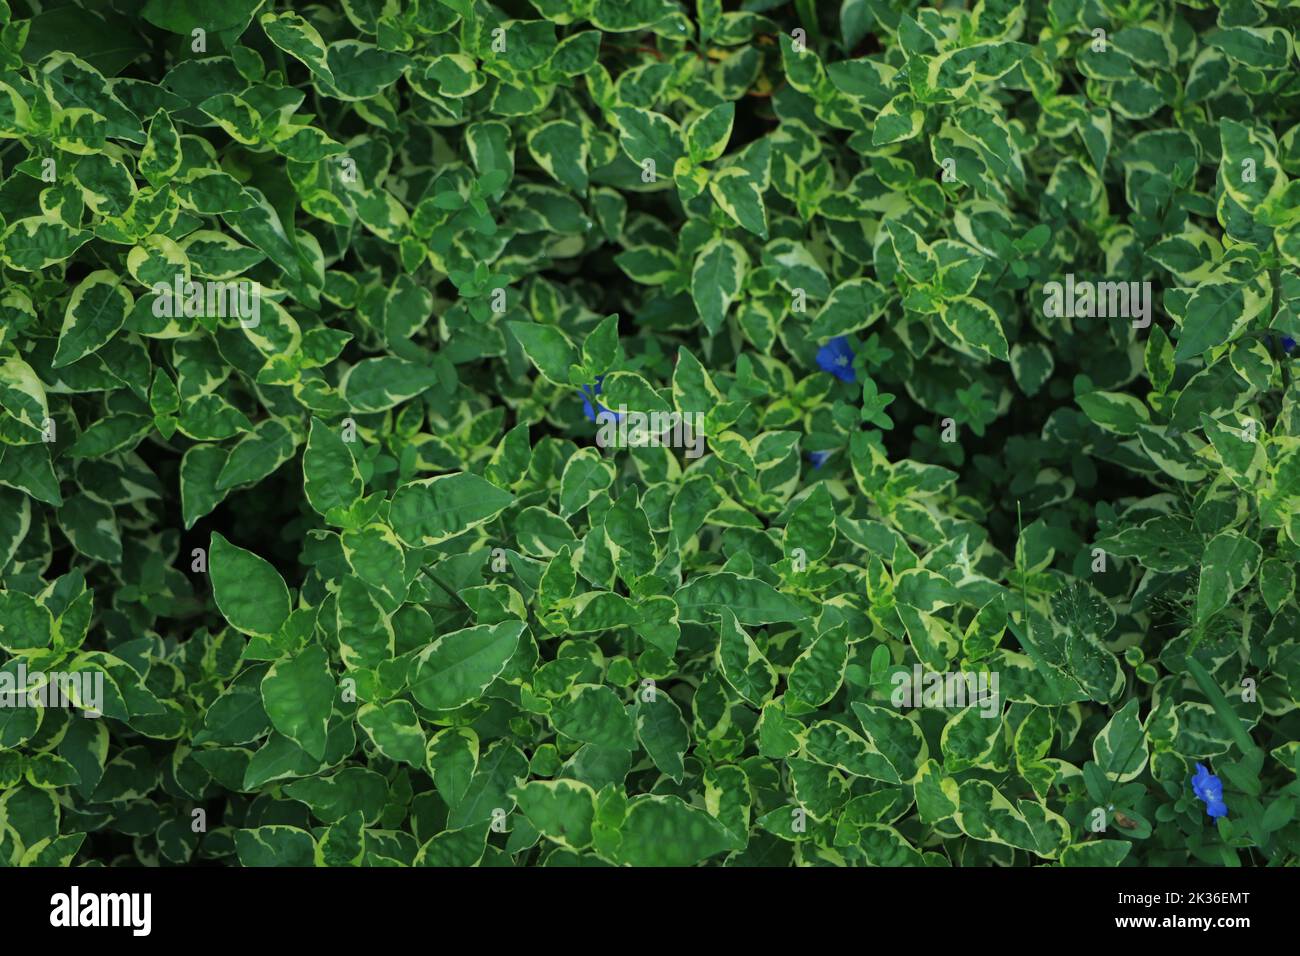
left=1184, top=656, right=1262, bottom=761
left=426, top=569, right=470, bottom=609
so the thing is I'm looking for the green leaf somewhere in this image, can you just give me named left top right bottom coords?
left=507, top=322, right=580, bottom=386
left=357, top=700, right=426, bottom=767
left=513, top=779, right=597, bottom=849
left=690, top=237, right=748, bottom=335
left=940, top=704, right=1002, bottom=773
left=1209, top=27, right=1293, bottom=71
left=716, top=609, right=778, bottom=707
left=527, top=120, right=588, bottom=193
left=675, top=572, right=809, bottom=625
left=1061, top=840, right=1132, bottom=866
left=235, top=825, right=318, bottom=867
left=806, top=278, right=889, bottom=343
left=686, top=102, right=734, bottom=165
left=551, top=684, right=635, bottom=750
left=210, top=532, right=292, bottom=638
left=1196, top=531, right=1263, bottom=624
left=53, top=272, right=133, bottom=369
left=426, top=728, right=479, bottom=808
left=1, top=215, right=90, bottom=272
left=1076, top=389, right=1151, bottom=436
left=341, top=357, right=440, bottom=413
left=261, top=646, right=335, bottom=761
left=634, top=690, right=690, bottom=782
left=261, top=11, right=335, bottom=82
left=410, top=621, right=525, bottom=712
left=389, top=473, right=514, bottom=548
left=0, top=354, right=49, bottom=440
left=1092, top=698, right=1148, bottom=783
left=1173, top=282, right=1249, bottom=361
left=303, top=417, right=363, bottom=518
left=873, top=94, right=924, bottom=146
left=611, top=106, right=684, bottom=176
left=937, top=296, right=1009, bottom=361
left=614, top=795, right=732, bottom=866
left=787, top=625, right=849, bottom=710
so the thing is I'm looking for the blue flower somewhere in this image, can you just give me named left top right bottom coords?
left=816, top=337, right=856, bottom=383
left=1284, top=336, right=1296, bottom=353
left=579, top=375, right=619, bottom=422
left=1191, top=763, right=1228, bottom=819
left=808, top=450, right=832, bottom=469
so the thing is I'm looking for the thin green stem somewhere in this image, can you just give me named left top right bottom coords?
left=1184, top=656, right=1262, bottom=761
left=426, top=569, right=470, bottom=609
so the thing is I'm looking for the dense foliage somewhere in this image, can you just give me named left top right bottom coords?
left=1, top=0, right=1299, bottom=868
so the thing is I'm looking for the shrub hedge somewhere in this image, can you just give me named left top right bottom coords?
left=1, top=0, right=1299, bottom=867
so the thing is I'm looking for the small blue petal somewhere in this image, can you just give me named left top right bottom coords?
left=1284, top=336, right=1297, bottom=353
left=808, top=450, right=832, bottom=469
left=1191, top=763, right=1228, bottom=818
left=816, top=337, right=857, bottom=383
left=578, top=376, right=623, bottom=422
